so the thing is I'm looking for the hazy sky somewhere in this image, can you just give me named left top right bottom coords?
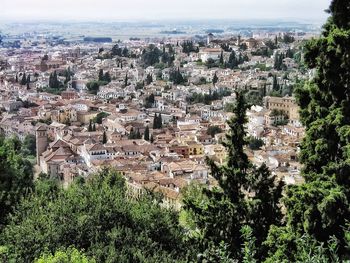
left=1, top=0, right=330, bottom=22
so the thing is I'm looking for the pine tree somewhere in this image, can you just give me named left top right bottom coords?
left=144, top=126, right=150, bottom=141
left=150, top=134, right=154, bottom=143
left=92, top=123, right=96, bottom=132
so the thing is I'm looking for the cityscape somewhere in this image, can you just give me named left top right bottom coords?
left=0, top=0, right=349, bottom=262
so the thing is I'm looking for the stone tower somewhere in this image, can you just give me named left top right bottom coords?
left=36, top=125, right=48, bottom=165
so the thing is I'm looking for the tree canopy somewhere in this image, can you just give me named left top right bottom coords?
left=1, top=168, right=194, bottom=262
left=0, top=136, right=34, bottom=227
left=265, top=0, right=350, bottom=261
left=183, top=92, right=283, bottom=261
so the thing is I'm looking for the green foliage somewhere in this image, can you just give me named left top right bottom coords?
left=20, top=72, right=27, bottom=85
left=206, top=125, right=222, bottom=137
left=264, top=226, right=342, bottom=263
left=128, top=127, right=142, bottom=140
left=228, top=50, right=238, bottom=69
left=49, top=71, right=61, bottom=89
left=63, top=67, right=73, bottom=84
left=141, top=44, right=162, bottom=67
left=0, top=246, right=9, bottom=262
left=1, top=169, right=193, bottom=262
left=102, top=130, right=107, bottom=144
left=245, top=89, right=264, bottom=106
left=0, top=136, right=34, bottom=227
left=144, top=126, right=150, bottom=141
left=98, top=69, right=111, bottom=83
left=251, top=47, right=274, bottom=57
left=161, top=45, right=175, bottom=66
left=169, top=67, right=186, bottom=85
left=265, top=1, right=350, bottom=261
left=186, top=88, right=231, bottom=105
left=35, top=247, right=96, bottom=263
left=22, top=134, right=36, bottom=156
left=212, top=72, right=218, bottom=85
left=145, top=73, right=153, bottom=85
left=153, top=113, right=163, bottom=129
left=181, top=41, right=198, bottom=54
left=183, top=92, right=283, bottom=261
left=124, top=73, right=129, bottom=87
left=144, top=93, right=155, bottom=108
left=135, top=81, right=144, bottom=90
left=197, top=241, right=236, bottom=263
left=274, top=52, right=287, bottom=71
left=241, top=226, right=257, bottom=263
left=86, top=80, right=108, bottom=95
left=88, top=119, right=93, bottom=132
left=92, top=112, right=110, bottom=124
left=280, top=34, right=295, bottom=44
left=248, top=137, right=264, bottom=150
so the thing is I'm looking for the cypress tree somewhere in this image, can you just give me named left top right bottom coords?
left=129, top=127, right=134, bottom=139
left=153, top=114, right=159, bottom=129
left=272, top=75, right=278, bottom=91
left=98, top=69, right=104, bottom=81
left=21, top=73, right=27, bottom=85
left=50, top=71, right=59, bottom=89
left=53, top=71, right=58, bottom=89
left=228, top=50, right=237, bottom=69
left=88, top=119, right=93, bottom=132
left=104, top=71, right=111, bottom=83
left=219, top=51, right=224, bottom=65
left=136, top=129, right=141, bottom=139
left=212, top=72, right=218, bottom=86
left=49, top=73, right=53, bottom=88
left=124, top=73, right=128, bottom=87
left=158, top=114, right=162, bottom=128
left=144, top=126, right=150, bottom=141
left=102, top=130, right=107, bottom=144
